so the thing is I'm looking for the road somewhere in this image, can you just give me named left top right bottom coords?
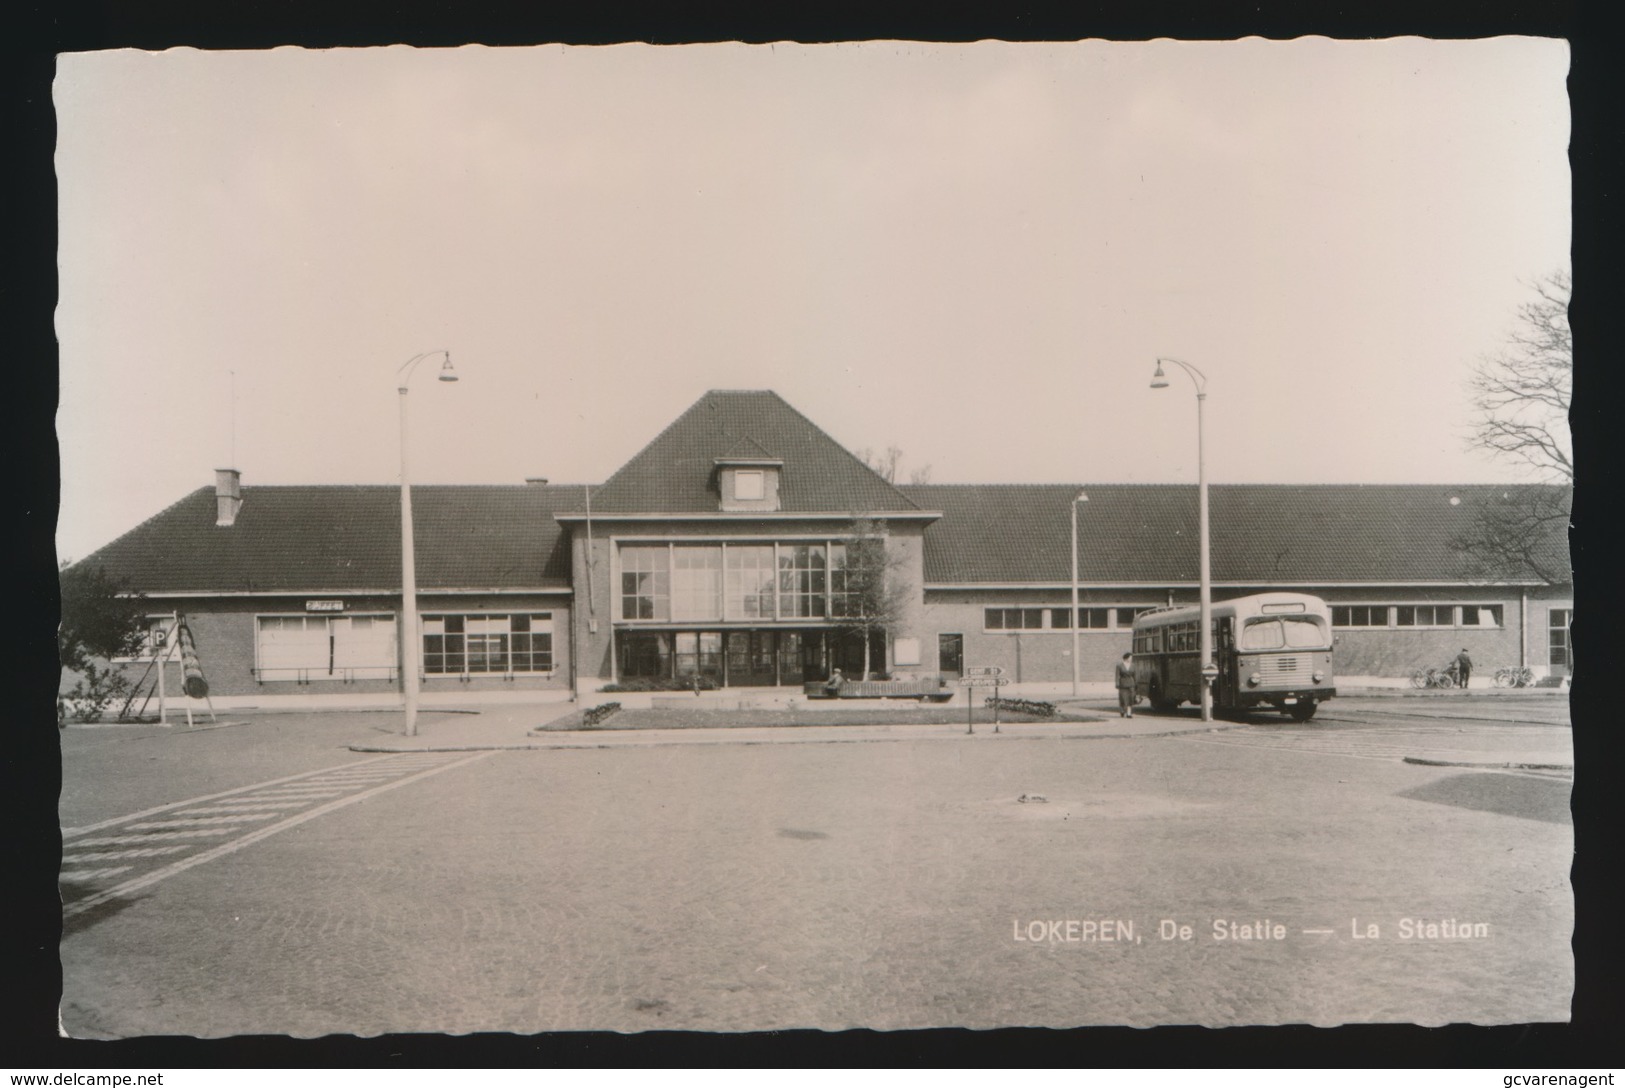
left=58, top=697, right=1574, bottom=1037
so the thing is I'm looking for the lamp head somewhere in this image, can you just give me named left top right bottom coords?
left=437, top=353, right=458, bottom=383
left=1150, top=361, right=1170, bottom=389
left=1076, top=491, right=1089, bottom=504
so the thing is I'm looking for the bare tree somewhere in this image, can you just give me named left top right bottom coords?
left=859, top=444, right=932, bottom=486
left=857, top=445, right=903, bottom=483
left=1456, top=272, right=1573, bottom=586
left=1454, top=485, right=1571, bottom=587
left=1468, top=271, right=1571, bottom=483
left=831, top=516, right=911, bottom=680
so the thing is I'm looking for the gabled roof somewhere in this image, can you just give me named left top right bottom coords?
left=75, top=484, right=576, bottom=595
left=579, top=390, right=922, bottom=515
left=899, top=483, right=1572, bottom=586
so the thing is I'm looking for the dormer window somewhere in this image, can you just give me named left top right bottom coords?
left=715, top=442, right=784, bottom=512
left=734, top=470, right=765, bottom=501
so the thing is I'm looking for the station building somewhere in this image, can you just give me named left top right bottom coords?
left=70, top=390, right=1572, bottom=707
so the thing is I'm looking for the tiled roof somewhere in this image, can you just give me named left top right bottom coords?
left=79, top=478, right=1569, bottom=598
left=899, top=483, right=1572, bottom=586
left=580, top=390, right=922, bottom=515
left=76, top=484, right=576, bottom=595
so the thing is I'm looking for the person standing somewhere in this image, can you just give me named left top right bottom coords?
left=1454, top=648, right=1473, bottom=690
left=1115, top=652, right=1137, bottom=718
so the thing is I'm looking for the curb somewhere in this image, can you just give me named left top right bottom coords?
left=348, top=720, right=1244, bottom=754
left=1401, top=756, right=1573, bottom=771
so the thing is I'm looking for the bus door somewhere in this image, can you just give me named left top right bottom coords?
left=1215, top=616, right=1239, bottom=710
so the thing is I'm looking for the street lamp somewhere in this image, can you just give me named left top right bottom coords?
left=398, top=349, right=458, bottom=737
left=1151, top=357, right=1213, bottom=723
left=1070, top=491, right=1088, bottom=697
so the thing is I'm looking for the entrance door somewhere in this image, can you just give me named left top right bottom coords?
left=938, top=633, right=963, bottom=679
left=726, top=631, right=778, bottom=686
left=1214, top=616, right=1238, bottom=710
left=674, top=632, right=723, bottom=684
left=1548, top=608, right=1571, bottom=677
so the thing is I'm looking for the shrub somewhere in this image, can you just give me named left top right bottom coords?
left=581, top=702, right=622, bottom=728
left=983, top=695, right=1057, bottom=719
left=57, top=662, right=135, bottom=725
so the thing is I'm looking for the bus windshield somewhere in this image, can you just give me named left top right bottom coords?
left=1240, top=616, right=1327, bottom=651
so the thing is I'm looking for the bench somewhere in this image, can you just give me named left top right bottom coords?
left=803, top=678, right=954, bottom=702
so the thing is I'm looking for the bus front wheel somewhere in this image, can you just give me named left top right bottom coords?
left=1148, top=680, right=1177, bottom=713
left=1286, top=700, right=1318, bottom=722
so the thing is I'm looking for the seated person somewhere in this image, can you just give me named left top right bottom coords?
left=824, top=668, right=845, bottom=695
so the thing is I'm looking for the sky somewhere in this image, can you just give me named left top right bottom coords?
left=54, top=38, right=1571, bottom=562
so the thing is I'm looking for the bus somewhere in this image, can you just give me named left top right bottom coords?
left=1131, top=592, right=1336, bottom=721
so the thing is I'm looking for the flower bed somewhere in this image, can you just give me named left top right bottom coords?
left=983, top=695, right=1058, bottom=719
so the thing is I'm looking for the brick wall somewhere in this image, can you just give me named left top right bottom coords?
left=89, top=593, right=571, bottom=701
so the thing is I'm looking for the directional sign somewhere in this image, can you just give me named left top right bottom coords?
left=959, top=675, right=1011, bottom=687
left=962, top=665, right=1004, bottom=677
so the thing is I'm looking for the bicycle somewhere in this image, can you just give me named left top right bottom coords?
left=1493, top=665, right=1535, bottom=688
left=1408, top=664, right=1459, bottom=689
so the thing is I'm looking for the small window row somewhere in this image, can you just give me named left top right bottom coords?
left=985, top=606, right=1157, bottom=632
left=1331, top=604, right=1503, bottom=629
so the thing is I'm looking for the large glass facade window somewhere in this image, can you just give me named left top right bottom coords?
left=621, top=546, right=670, bottom=620
left=672, top=545, right=723, bottom=621
left=423, top=614, right=553, bottom=675
left=725, top=545, right=776, bottom=619
left=778, top=544, right=827, bottom=618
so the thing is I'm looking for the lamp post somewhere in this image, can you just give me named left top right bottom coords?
left=1070, top=491, right=1088, bottom=697
left=398, top=349, right=458, bottom=737
left=1151, top=357, right=1213, bottom=723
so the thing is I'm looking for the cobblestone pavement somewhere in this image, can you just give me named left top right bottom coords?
left=59, top=710, right=1573, bottom=1038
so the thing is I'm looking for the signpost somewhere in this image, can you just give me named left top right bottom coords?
left=959, top=666, right=1009, bottom=733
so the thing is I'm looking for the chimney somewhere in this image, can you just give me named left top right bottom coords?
left=215, top=468, right=242, bottom=527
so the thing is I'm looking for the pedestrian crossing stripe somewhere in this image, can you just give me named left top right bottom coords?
left=129, top=813, right=282, bottom=829
left=173, top=804, right=320, bottom=816
left=63, top=751, right=497, bottom=920
left=70, top=830, right=234, bottom=847
left=193, top=799, right=314, bottom=809
left=60, top=752, right=411, bottom=839
left=64, top=845, right=190, bottom=862
left=59, top=866, right=132, bottom=881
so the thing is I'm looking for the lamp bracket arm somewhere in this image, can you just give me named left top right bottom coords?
left=397, top=349, right=450, bottom=390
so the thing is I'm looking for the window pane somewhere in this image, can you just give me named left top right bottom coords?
left=1282, top=617, right=1328, bottom=648
left=1241, top=619, right=1284, bottom=651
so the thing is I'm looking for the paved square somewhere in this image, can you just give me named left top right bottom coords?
left=59, top=707, right=1573, bottom=1036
